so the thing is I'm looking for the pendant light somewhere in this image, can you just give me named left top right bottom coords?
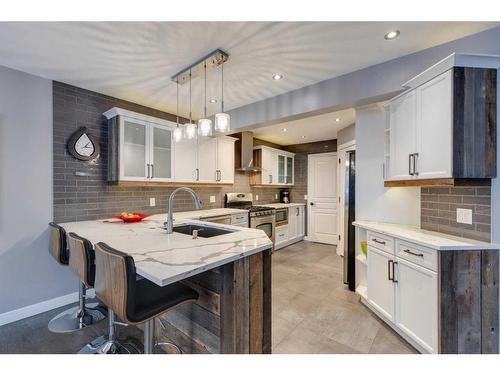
left=184, top=70, right=197, bottom=139
left=173, top=79, right=183, bottom=142
left=214, top=62, right=230, bottom=132
left=198, top=62, right=212, bottom=136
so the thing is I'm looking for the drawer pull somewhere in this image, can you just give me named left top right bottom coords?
left=372, top=238, right=386, bottom=245
left=404, top=249, right=424, bottom=257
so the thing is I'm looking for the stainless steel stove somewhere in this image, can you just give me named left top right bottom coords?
left=225, top=193, right=275, bottom=244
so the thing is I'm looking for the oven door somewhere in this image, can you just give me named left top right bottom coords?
left=251, top=215, right=275, bottom=245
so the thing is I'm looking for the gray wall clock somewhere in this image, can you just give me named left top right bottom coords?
left=67, top=127, right=100, bottom=161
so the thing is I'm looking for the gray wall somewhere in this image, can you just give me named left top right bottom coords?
left=0, top=66, right=76, bottom=315
left=228, top=27, right=500, bottom=131
left=53, top=81, right=282, bottom=222
left=355, top=105, right=420, bottom=225
left=337, top=123, right=355, bottom=146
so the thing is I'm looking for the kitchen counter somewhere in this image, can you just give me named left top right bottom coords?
left=59, top=214, right=272, bottom=354
left=257, top=202, right=306, bottom=209
left=353, top=220, right=500, bottom=251
left=60, top=215, right=269, bottom=286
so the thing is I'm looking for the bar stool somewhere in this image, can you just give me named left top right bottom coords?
left=47, top=223, right=105, bottom=333
left=81, top=242, right=199, bottom=354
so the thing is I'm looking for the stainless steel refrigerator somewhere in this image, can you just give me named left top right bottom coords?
left=342, top=150, right=356, bottom=291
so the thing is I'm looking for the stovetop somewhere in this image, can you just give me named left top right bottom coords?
left=225, top=192, right=275, bottom=217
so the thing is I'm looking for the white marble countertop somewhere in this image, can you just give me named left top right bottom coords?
left=156, top=208, right=248, bottom=222
left=257, top=203, right=306, bottom=209
left=59, top=215, right=271, bottom=287
left=353, top=220, right=500, bottom=251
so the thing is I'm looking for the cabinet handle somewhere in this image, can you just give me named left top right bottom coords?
left=403, top=249, right=424, bottom=258
left=413, top=153, right=419, bottom=176
left=296, top=208, right=299, bottom=216
left=196, top=168, right=199, bottom=181
left=372, top=238, right=386, bottom=245
left=151, top=164, right=154, bottom=179
left=147, top=164, right=151, bottom=179
left=392, top=261, right=398, bottom=283
left=269, top=174, right=273, bottom=184
left=388, top=259, right=393, bottom=281
left=408, top=154, right=414, bottom=176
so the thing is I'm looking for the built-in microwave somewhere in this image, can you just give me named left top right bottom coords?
left=275, top=208, right=288, bottom=227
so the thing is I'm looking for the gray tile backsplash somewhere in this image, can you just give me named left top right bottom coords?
left=421, top=185, right=491, bottom=242
left=53, top=81, right=281, bottom=222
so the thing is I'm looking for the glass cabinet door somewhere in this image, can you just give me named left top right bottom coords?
left=278, top=155, right=285, bottom=184
left=286, top=156, right=293, bottom=184
left=122, top=119, right=147, bottom=179
left=151, top=125, right=173, bottom=180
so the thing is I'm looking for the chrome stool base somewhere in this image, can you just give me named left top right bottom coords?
left=48, top=303, right=105, bottom=333
left=78, top=336, right=142, bottom=354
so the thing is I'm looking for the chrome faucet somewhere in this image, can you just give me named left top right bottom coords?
left=165, top=187, right=202, bottom=234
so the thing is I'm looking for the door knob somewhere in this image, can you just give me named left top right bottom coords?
left=310, top=202, right=314, bottom=206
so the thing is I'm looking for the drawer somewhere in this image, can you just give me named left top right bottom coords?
left=231, top=213, right=248, bottom=226
left=275, top=225, right=288, bottom=244
left=367, top=231, right=394, bottom=255
left=396, top=240, right=437, bottom=272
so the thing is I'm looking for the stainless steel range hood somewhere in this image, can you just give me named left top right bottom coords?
left=237, top=131, right=263, bottom=172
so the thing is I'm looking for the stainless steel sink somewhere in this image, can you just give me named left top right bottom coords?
left=172, top=224, right=235, bottom=238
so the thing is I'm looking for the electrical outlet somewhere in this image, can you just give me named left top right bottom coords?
left=304, top=195, right=308, bottom=200
left=456, top=208, right=472, bottom=225
left=255, top=194, right=259, bottom=201
left=275, top=194, right=278, bottom=200
left=210, top=195, right=216, bottom=203
left=149, top=197, right=156, bottom=207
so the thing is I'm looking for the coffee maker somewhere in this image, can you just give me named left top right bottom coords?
left=279, top=189, right=290, bottom=204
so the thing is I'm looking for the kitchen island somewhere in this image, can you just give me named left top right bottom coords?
left=59, top=213, right=273, bottom=354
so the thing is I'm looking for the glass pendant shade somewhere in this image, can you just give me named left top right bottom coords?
left=198, top=118, right=212, bottom=136
left=173, top=126, right=183, bottom=142
left=214, top=112, right=230, bottom=132
left=184, top=122, right=197, bottom=139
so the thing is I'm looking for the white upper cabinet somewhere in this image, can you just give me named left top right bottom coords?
left=416, top=70, right=453, bottom=179
left=197, top=137, right=218, bottom=183
left=252, top=146, right=294, bottom=186
left=174, top=135, right=198, bottom=182
left=389, top=90, right=417, bottom=181
left=104, top=108, right=236, bottom=185
left=389, top=71, right=453, bottom=181
left=216, top=137, right=236, bottom=184
left=197, top=136, right=236, bottom=184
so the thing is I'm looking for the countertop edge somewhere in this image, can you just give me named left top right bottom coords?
left=353, top=221, right=500, bottom=251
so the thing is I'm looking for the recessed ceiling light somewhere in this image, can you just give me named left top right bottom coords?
left=273, top=74, right=283, bottom=81
left=335, top=118, right=340, bottom=122
left=282, top=128, right=288, bottom=132
left=209, top=99, right=218, bottom=103
left=384, top=30, right=400, bottom=40
left=301, top=135, right=306, bottom=139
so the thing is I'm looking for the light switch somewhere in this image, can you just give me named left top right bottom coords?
left=304, top=195, right=308, bottom=200
left=255, top=194, right=259, bottom=201
left=275, top=194, right=278, bottom=199
left=456, top=208, right=473, bottom=225
left=210, top=195, right=216, bottom=203
left=149, top=197, right=156, bottom=207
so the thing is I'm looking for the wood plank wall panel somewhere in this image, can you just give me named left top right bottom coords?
left=453, top=67, right=497, bottom=178
left=249, top=252, right=264, bottom=353
left=262, top=249, right=272, bottom=354
left=439, top=250, right=499, bottom=353
left=481, top=250, right=499, bottom=353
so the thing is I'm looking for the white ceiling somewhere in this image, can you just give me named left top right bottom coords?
left=0, top=22, right=497, bottom=118
left=252, top=108, right=356, bottom=145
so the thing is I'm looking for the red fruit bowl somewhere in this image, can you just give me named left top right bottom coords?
left=118, top=212, right=149, bottom=223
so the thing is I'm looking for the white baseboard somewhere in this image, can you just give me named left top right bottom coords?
left=0, top=291, right=79, bottom=326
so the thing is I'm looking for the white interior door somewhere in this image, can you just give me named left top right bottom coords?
left=307, top=152, right=338, bottom=244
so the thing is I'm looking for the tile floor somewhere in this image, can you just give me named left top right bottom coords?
left=0, top=240, right=417, bottom=354
left=271, top=241, right=417, bottom=354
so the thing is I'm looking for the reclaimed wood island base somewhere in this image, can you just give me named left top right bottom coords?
left=154, top=249, right=272, bottom=354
